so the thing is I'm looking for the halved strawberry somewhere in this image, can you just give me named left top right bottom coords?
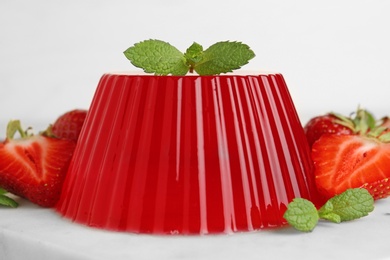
left=312, top=134, right=390, bottom=200
left=51, top=109, right=87, bottom=142
left=379, top=117, right=390, bottom=129
left=0, top=120, right=75, bottom=207
left=361, top=178, right=390, bottom=200
left=375, top=117, right=390, bottom=139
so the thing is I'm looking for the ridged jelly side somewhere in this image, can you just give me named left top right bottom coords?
left=56, top=74, right=317, bottom=234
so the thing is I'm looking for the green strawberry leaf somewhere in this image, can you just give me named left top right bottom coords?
left=379, top=131, right=390, bottom=142
left=354, top=108, right=376, bottom=134
left=0, top=188, right=7, bottom=195
left=0, top=189, right=18, bottom=208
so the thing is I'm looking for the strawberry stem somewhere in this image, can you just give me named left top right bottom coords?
left=379, top=132, right=390, bottom=143
left=6, top=120, right=28, bottom=140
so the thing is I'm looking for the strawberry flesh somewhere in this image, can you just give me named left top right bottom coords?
left=313, top=134, right=390, bottom=200
left=0, top=135, right=75, bottom=207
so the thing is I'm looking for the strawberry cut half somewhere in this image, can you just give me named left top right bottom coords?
left=0, top=121, right=75, bottom=207
left=361, top=178, right=390, bottom=200
left=312, top=134, right=390, bottom=200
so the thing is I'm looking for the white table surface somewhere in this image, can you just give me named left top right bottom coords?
left=1, top=195, right=389, bottom=260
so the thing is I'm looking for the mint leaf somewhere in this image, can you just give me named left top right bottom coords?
left=124, top=40, right=255, bottom=76
left=123, top=39, right=188, bottom=75
left=319, top=188, right=374, bottom=222
left=283, top=198, right=319, bottom=232
left=319, top=211, right=341, bottom=223
left=184, top=42, right=204, bottom=72
left=184, top=42, right=203, bottom=63
left=194, top=41, right=255, bottom=75
left=284, top=188, right=374, bottom=232
left=0, top=189, right=18, bottom=208
left=317, top=201, right=341, bottom=223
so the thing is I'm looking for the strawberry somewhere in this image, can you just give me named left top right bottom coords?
left=376, top=117, right=390, bottom=138
left=0, top=120, right=75, bottom=207
left=361, top=178, right=390, bottom=200
left=304, top=108, right=376, bottom=147
left=379, top=116, right=390, bottom=129
left=312, top=134, right=390, bottom=200
left=51, top=109, right=87, bottom=142
left=304, top=114, right=354, bottom=147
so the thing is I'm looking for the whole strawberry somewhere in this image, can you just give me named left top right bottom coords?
left=304, top=108, right=376, bottom=147
left=51, top=109, right=88, bottom=142
left=304, top=114, right=354, bottom=147
left=0, top=120, right=75, bottom=207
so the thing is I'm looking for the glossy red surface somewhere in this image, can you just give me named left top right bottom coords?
left=56, top=73, right=319, bottom=234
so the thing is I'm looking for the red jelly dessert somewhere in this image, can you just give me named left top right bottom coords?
left=56, top=72, right=319, bottom=234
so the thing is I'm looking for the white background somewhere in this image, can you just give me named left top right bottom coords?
left=1, top=0, right=390, bottom=138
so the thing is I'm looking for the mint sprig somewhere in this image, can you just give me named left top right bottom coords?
left=123, top=39, right=255, bottom=76
left=0, top=188, right=18, bottom=208
left=283, top=188, right=374, bottom=232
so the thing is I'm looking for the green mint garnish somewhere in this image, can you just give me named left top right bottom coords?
left=190, top=41, right=255, bottom=75
left=283, top=198, right=319, bottom=232
left=318, top=188, right=374, bottom=222
left=184, top=42, right=204, bottom=72
left=123, top=39, right=188, bottom=76
left=123, top=39, right=255, bottom=76
left=0, top=188, right=18, bottom=208
left=283, top=188, right=374, bottom=232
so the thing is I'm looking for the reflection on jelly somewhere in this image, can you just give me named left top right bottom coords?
left=56, top=73, right=320, bottom=235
